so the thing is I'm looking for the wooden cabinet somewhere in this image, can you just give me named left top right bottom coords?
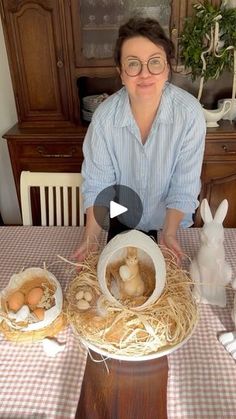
left=0, top=0, right=223, bottom=125
left=194, top=121, right=236, bottom=227
left=4, top=125, right=86, bottom=203
left=71, top=0, right=174, bottom=69
left=0, top=0, right=222, bottom=124
left=70, top=0, right=221, bottom=70
left=0, top=0, right=76, bottom=127
left=5, top=122, right=236, bottom=227
left=1, top=0, right=233, bottom=227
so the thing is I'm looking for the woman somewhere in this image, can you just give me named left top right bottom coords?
left=74, top=17, right=206, bottom=263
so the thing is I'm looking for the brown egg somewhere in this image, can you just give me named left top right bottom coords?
left=33, top=307, right=45, bottom=321
left=7, top=291, right=25, bottom=312
left=27, top=287, right=44, bottom=306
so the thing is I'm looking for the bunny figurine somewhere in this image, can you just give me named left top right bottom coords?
left=190, top=199, right=232, bottom=307
left=119, top=247, right=145, bottom=297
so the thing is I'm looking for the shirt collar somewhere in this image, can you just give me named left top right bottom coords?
left=114, top=82, right=174, bottom=127
left=156, top=82, right=174, bottom=124
left=114, top=88, right=133, bottom=127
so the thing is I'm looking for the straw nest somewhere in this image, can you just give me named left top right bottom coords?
left=0, top=274, right=67, bottom=343
left=0, top=311, right=67, bottom=343
left=65, top=249, right=198, bottom=358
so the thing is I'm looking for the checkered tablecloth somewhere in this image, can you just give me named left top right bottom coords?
left=167, top=228, right=236, bottom=419
left=0, top=226, right=106, bottom=419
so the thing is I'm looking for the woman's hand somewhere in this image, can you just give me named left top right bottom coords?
left=160, top=208, right=185, bottom=265
left=72, top=239, right=99, bottom=264
left=72, top=206, right=102, bottom=266
left=159, top=231, right=184, bottom=265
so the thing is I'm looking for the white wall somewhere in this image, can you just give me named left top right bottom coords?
left=0, top=19, right=21, bottom=224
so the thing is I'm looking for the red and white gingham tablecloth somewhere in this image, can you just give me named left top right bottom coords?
left=2, top=226, right=236, bottom=418
left=167, top=228, right=236, bottom=419
left=0, top=226, right=106, bottom=419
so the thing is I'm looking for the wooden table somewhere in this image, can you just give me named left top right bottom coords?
left=2, top=226, right=234, bottom=418
left=76, top=354, right=168, bottom=419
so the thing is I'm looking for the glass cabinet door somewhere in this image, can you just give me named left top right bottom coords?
left=71, top=0, right=172, bottom=68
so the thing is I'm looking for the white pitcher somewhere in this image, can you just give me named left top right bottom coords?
left=218, top=98, right=236, bottom=120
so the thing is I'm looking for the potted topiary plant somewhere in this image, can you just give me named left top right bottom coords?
left=179, top=0, right=236, bottom=126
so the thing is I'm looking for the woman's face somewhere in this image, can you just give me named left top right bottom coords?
left=119, top=36, right=169, bottom=103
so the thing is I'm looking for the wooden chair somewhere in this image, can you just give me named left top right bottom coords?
left=20, top=171, right=84, bottom=226
left=0, top=211, right=3, bottom=226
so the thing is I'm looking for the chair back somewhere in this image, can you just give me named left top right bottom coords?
left=20, top=171, right=84, bottom=226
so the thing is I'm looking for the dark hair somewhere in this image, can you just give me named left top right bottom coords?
left=114, top=17, right=175, bottom=73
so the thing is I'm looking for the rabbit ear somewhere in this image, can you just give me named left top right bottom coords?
left=200, top=199, right=213, bottom=223
left=214, top=199, right=228, bottom=224
left=127, top=247, right=137, bottom=255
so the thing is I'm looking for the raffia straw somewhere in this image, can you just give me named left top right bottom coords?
left=65, top=248, right=198, bottom=357
left=0, top=311, right=67, bottom=343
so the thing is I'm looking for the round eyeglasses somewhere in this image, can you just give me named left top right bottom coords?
left=122, top=56, right=167, bottom=77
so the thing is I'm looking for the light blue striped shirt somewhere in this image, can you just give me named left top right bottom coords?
left=82, top=82, right=206, bottom=230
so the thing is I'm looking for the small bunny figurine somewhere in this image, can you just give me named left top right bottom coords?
left=190, top=199, right=232, bottom=307
left=119, top=247, right=145, bottom=297
left=219, top=292, right=236, bottom=359
left=218, top=271, right=236, bottom=359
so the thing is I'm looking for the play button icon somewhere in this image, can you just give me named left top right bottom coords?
left=93, top=184, right=143, bottom=231
left=110, top=201, right=128, bottom=218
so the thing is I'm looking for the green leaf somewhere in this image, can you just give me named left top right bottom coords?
left=179, top=0, right=236, bottom=83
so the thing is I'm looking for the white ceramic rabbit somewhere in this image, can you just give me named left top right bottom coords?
left=190, top=199, right=232, bottom=307
left=119, top=247, right=145, bottom=297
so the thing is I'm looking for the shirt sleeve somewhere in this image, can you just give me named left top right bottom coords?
left=165, top=104, right=206, bottom=214
left=81, top=120, right=116, bottom=210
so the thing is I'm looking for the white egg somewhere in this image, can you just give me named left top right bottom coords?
left=42, top=338, right=66, bottom=357
left=77, top=299, right=90, bottom=310
left=8, top=311, right=17, bottom=320
left=75, top=290, right=84, bottom=300
left=84, top=291, right=92, bottom=302
left=119, top=265, right=131, bottom=281
left=14, top=305, right=30, bottom=322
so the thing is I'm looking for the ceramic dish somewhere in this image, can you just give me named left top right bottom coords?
left=79, top=321, right=198, bottom=361
left=82, top=93, right=108, bottom=112
left=82, top=109, right=93, bottom=122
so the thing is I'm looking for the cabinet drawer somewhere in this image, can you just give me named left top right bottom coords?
left=205, top=141, right=236, bottom=156
left=17, top=142, right=83, bottom=160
